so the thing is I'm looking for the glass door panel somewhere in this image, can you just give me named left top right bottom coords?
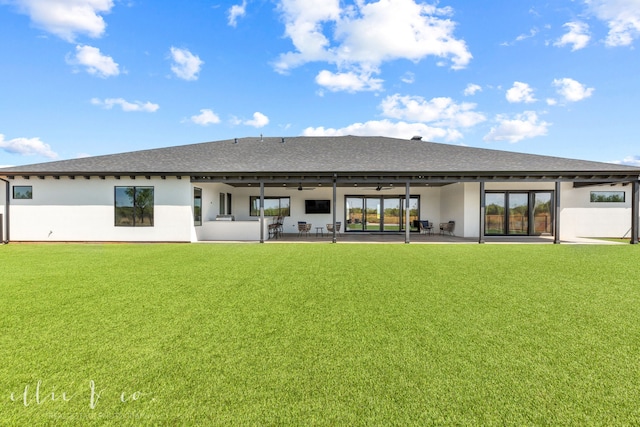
left=533, top=192, right=552, bottom=235
left=508, top=193, right=529, bottom=235
left=364, top=198, right=382, bottom=231
left=485, top=193, right=505, bottom=235
left=346, top=197, right=364, bottom=231
left=383, top=198, right=400, bottom=231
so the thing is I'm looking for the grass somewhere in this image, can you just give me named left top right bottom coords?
left=1, top=243, right=640, bottom=425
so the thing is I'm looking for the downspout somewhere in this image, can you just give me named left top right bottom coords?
left=0, top=177, right=9, bottom=244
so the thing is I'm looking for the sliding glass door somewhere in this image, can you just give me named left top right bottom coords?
left=346, top=196, right=419, bottom=232
left=485, top=191, right=553, bottom=236
left=365, top=198, right=382, bottom=231
left=533, top=192, right=552, bottom=234
left=346, top=197, right=364, bottom=231
left=508, top=193, right=529, bottom=235
left=383, top=198, right=400, bottom=231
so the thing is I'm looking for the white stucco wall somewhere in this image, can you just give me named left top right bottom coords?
left=439, top=183, right=465, bottom=236
left=7, top=176, right=193, bottom=242
left=560, top=182, right=634, bottom=239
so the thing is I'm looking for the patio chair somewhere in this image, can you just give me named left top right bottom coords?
left=268, top=216, right=284, bottom=239
left=439, top=221, right=455, bottom=236
left=326, top=222, right=341, bottom=235
left=418, top=220, right=433, bottom=235
left=297, top=221, right=311, bottom=237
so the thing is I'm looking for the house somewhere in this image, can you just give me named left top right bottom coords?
left=0, top=135, right=638, bottom=244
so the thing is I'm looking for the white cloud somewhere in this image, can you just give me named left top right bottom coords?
left=228, top=0, right=247, bottom=27
left=244, top=112, right=270, bottom=128
left=91, top=97, right=159, bottom=112
left=554, top=21, right=590, bottom=51
left=315, top=69, right=383, bottom=92
left=484, top=111, right=550, bottom=143
left=463, top=83, right=482, bottom=96
left=303, top=119, right=463, bottom=142
left=5, top=0, right=114, bottom=41
left=552, top=77, right=594, bottom=102
left=188, top=109, right=220, bottom=126
left=67, top=44, right=119, bottom=77
left=274, top=0, right=471, bottom=91
left=380, top=94, right=486, bottom=128
left=304, top=92, right=485, bottom=143
left=401, top=72, right=415, bottom=84
left=0, top=134, right=58, bottom=158
left=506, top=81, right=536, bottom=103
left=612, top=155, right=640, bottom=166
left=232, top=112, right=270, bottom=128
left=501, top=28, right=538, bottom=46
left=169, top=47, right=203, bottom=81
left=546, top=98, right=558, bottom=106
left=586, top=0, right=640, bottom=46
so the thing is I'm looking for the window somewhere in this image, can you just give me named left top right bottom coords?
left=194, top=187, right=202, bottom=226
left=13, top=186, right=32, bottom=199
left=219, top=193, right=226, bottom=215
left=115, top=186, right=154, bottom=226
left=250, top=196, right=290, bottom=216
left=590, top=191, right=625, bottom=203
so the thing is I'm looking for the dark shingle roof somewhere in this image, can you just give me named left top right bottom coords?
left=1, top=136, right=638, bottom=176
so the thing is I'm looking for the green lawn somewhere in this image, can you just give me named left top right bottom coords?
left=1, top=243, right=640, bottom=425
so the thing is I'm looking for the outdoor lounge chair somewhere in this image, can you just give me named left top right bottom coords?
left=418, top=220, right=433, bottom=235
left=297, top=221, right=311, bottom=237
left=439, top=221, right=455, bottom=236
left=326, top=222, right=341, bottom=235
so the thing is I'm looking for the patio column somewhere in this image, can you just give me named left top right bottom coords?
left=631, top=179, right=639, bottom=244
left=479, top=181, right=485, bottom=244
left=554, top=181, right=561, bottom=244
left=405, top=181, right=410, bottom=244
left=0, top=177, right=8, bottom=243
left=332, top=175, right=337, bottom=243
left=259, top=181, right=265, bottom=243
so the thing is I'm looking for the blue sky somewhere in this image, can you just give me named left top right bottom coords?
left=1, top=0, right=639, bottom=167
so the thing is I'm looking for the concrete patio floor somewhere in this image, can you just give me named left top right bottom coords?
left=265, top=232, right=625, bottom=244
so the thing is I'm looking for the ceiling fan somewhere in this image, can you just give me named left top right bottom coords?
left=374, top=185, right=394, bottom=191
left=285, top=184, right=315, bottom=191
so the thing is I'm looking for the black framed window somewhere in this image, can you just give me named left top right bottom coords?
left=13, top=186, right=32, bottom=199
left=194, top=187, right=202, bottom=226
left=590, top=191, right=625, bottom=203
left=250, top=196, right=290, bottom=216
left=115, top=186, right=154, bottom=226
